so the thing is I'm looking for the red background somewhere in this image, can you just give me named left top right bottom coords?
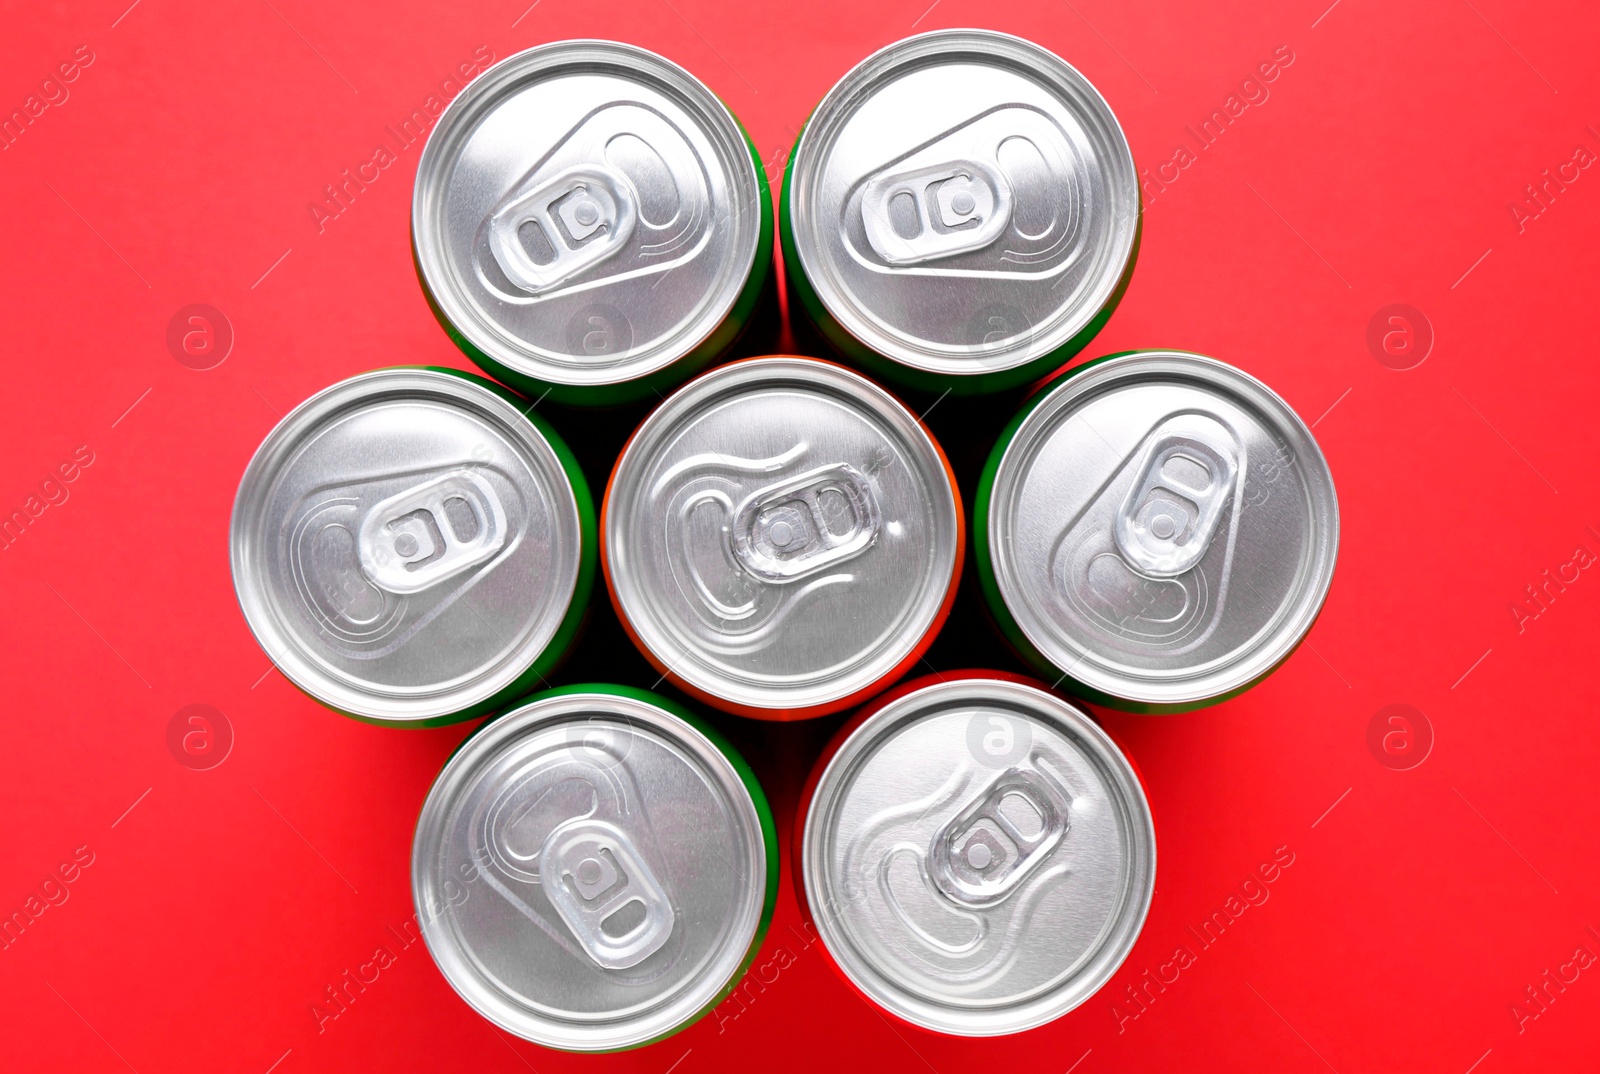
left=4, top=0, right=1599, bottom=1071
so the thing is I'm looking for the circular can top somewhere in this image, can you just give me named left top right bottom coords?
left=802, top=674, right=1155, bottom=1035
left=413, top=41, right=766, bottom=391
left=230, top=368, right=588, bottom=724
left=412, top=687, right=773, bottom=1051
left=982, top=351, right=1339, bottom=708
left=604, top=357, right=962, bottom=717
left=786, top=30, right=1138, bottom=380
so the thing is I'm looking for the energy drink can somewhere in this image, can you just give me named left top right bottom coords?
left=975, top=351, right=1339, bottom=711
left=602, top=356, right=962, bottom=720
left=798, top=671, right=1156, bottom=1034
left=413, top=41, right=772, bottom=405
left=781, top=30, right=1139, bottom=394
left=411, top=684, right=776, bottom=1051
left=230, top=367, right=593, bottom=725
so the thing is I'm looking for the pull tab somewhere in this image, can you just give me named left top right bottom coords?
left=1113, top=418, right=1240, bottom=578
left=540, top=818, right=675, bottom=970
left=487, top=164, right=639, bottom=294
left=730, top=464, right=880, bottom=583
left=357, top=470, right=507, bottom=594
left=861, top=159, right=1013, bottom=265
left=929, top=766, right=1070, bottom=908
left=476, top=104, right=714, bottom=304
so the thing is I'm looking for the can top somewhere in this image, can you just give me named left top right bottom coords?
left=786, top=30, right=1138, bottom=376
left=230, top=369, right=584, bottom=722
left=414, top=41, right=765, bottom=387
left=803, top=676, right=1155, bottom=1034
left=412, top=689, right=770, bottom=1051
left=986, top=352, right=1339, bottom=706
left=605, top=357, right=960, bottom=714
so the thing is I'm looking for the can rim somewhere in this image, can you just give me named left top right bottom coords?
left=410, top=686, right=772, bottom=1051
left=601, top=355, right=963, bottom=716
left=800, top=674, right=1156, bottom=1034
left=412, top=40, right=765, bottom=387
left=984, top=351, right=1341, bottom=706
left=785, top=28, right=1139, bottom=376
left=229, top=368, right=585, bottom=723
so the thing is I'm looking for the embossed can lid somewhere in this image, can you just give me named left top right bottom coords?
left=603, top=357, right=962, bottom=718
left=229, top=368, right=589, bottom=723
left=981, top=352, right=1339, bottom=708
left=412, top=686, right=773, bottom=1051
left=801, top=674, right=1155, bottom=1034
left=786, top=30, right=1139, bottom=379
left=413, top=41, right=766, bottom=391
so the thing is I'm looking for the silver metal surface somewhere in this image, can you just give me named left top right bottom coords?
left=230, top=369, right=583, bottom=722
left=802, top=676, right=1155, bottom=1034
left=412, top=690, right=769, bottom=1050
left=413, top=41, right=764, bottom=388
left=787, top=30, right=1138, bottom=376
left=605, top=358, right=960, bottom=713
left=988, top=352, right=1339, bottom=707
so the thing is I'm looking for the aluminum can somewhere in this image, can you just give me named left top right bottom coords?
left=975, top=351, right=1339, bottom=711
left=781, top=30, right=1140, bottom=394
left=411, top=685, right=776, bottom=1051
left=413, top=41, right=772, bottom=406
left=230, top=367, right=594, bottom=725
left=603, top=356, right=962, bottom=720
left=798, top=672, right=1156, bottom=1034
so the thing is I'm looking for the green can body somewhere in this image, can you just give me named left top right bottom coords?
left=778, top=30, right=1143, bottom=396
left=230, top=365, right=595, bottom=727
left=411, top=683, right=778, bottom=1050
left=974, top=351, right=1340, bottom=713
left=411, top=41, right=774, bottom=407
